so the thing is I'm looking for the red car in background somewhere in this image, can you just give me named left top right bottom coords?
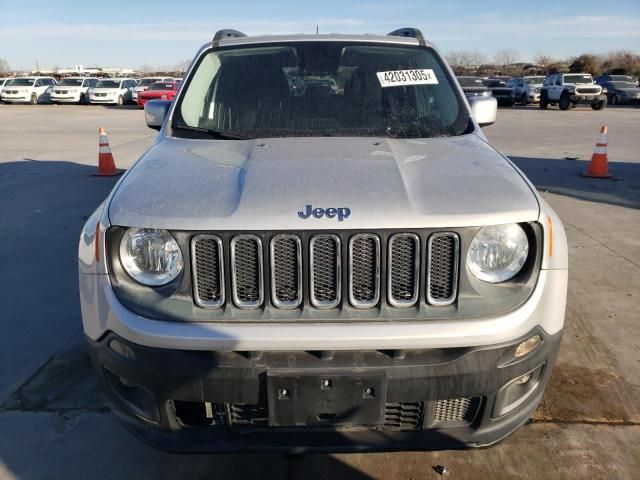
left=137, top=81, right=181, bottom=108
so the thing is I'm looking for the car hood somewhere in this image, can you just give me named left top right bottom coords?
left=108, top=134, right=539, bottom=230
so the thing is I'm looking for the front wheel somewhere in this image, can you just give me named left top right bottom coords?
left=117, top=95, right=124, bottom=107
left=80, top=93, right=88, bottom=105
left=592, top=98, right=607, bottom=110
left=539, top=91, right=548, bottom=109
left=559, top=93, right=571, bottom=110
left=610, top=95, right=617, bottom=105
left=521, top=93, right=528, bottom=106
left=30, top=93, right=38, bottom=105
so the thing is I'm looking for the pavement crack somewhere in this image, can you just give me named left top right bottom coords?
left=565, top=220, right=640, bottom=269
left=530, top=418, right=640, bottom=427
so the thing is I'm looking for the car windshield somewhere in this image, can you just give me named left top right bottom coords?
left=608, top=75, right=633, bottom=82
left=174, top=42, right=470, bottom=139
left=149, top=83, right=175, bottom=91
left=457, top=77, right=484, bottom=87
left=96, top=80, right=120, bottom=88
left=58, top=78, right=84, bottom=86
left=564, top=74, right=593, bottom=84
left=524, top=77, right=544, bottom=85
left=610, top=81, right=637, bottom=89
left=138, top=78, right=159, bottom=87
left=6, top=78, right=35, bottom=86
left=486, top=80, right=506, bottom=87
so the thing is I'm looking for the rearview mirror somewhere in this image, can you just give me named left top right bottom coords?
left=144, top=100, right=171, bottom=131
left=468, top=96, right=497, bottom=127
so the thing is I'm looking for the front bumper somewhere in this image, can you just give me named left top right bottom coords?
left=51, top=95, right=81, bottom=103
left=1, top=95, right=28, bottom=102
left=90, top=97, right=117, bottom=104
left=569, top=93, right=606, bottom=104
left=88, top=327, right=562, bottom=452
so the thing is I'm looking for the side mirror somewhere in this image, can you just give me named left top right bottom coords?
left=469, top=95, right=497, bottom=127
left=144, top=99, right=171, bottom=131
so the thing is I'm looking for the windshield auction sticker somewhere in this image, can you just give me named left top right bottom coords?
left=377, top=69, right=438, bottom=87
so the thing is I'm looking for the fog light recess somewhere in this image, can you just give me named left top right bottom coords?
left=492, top=363, right=545, bottom=418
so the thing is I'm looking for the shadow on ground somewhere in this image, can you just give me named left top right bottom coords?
left=510, top=156, right=640, bottom=209
left=0, top=159, right=378, bottom=479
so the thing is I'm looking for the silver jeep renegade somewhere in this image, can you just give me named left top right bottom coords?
left=79, top=28, right=568, bottom=452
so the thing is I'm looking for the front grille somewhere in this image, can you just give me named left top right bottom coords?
left=349, top=234, right=380, bottom=308
left=576, top=87, right=599, bottom=95
left=191, top=231, right=460, bottom=311
left=191, top=235, right=224, bottom=307
left=434, top=397, right=475, bottom=423
left=228, top=404, right=268, bottom=427
left=384, top=402, right=424, bottom=431
left=310, top=234, right=341, bottom=308
left=388, top=234, right=420, bottom=307
left=228, top=402, right=423, bottom=430
left=270, top=234, right=302, bottom=308
left=427, top=233, right=459, bottom=305
left=230, top=235, right=264, bottom=308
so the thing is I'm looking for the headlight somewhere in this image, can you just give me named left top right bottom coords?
left=481, top=90, right=491, bottom=96
left=467, top=224, right=529, bottom=283
left=119, top=228, right=183, bottom=286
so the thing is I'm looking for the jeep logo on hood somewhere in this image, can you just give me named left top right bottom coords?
left=298, top=204, right=351, bottom=221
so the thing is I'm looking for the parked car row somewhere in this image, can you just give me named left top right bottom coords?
left=456, top=72, right=639, bottom=110
left=0, top=76, right=181, bottom=106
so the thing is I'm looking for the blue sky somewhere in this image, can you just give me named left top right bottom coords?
left=1, top=0, right=639, bottom=70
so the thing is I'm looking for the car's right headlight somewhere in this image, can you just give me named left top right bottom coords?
left=467, top=224, right=529, bottom=283
left=119, top=228, right=184, bottom=286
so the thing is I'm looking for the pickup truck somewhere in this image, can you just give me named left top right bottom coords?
left=540, top=73, right=606, bottom=110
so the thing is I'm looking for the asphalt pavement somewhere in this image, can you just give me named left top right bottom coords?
left=0, top=103, right=638, bottom=480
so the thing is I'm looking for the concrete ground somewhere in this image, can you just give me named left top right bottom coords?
left=0, top=103, right=638, bottom=480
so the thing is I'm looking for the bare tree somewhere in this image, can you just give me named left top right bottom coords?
left=569, top=54, right=601, bottom=75
left=533, top=52, right=555, bottom=67
left=494, top=49, right=519, bottom=66
left=0, top=58, right=10, bottom=72
left=173, top=58, right=192, bottom=73
left=445, top=50, right=487, bottom=69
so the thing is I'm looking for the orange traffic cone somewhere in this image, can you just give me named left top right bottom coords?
left=93, top=127, right=123, bottom=176
left=582, top=126, right=611, bottom=178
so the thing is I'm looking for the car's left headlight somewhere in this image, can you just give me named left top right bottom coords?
left=467, top=224, right=529, bottom=283
left=119, top=228, right=183, bottom=286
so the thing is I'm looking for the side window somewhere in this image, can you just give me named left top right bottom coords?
left=555, top=76, right=562, bottom=86
left=34, top=80, right=42, bottom=87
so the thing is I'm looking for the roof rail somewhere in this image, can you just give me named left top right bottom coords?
left=387, top=28, right=425, bottom=45
left=212, top=29, right=248, bottom=45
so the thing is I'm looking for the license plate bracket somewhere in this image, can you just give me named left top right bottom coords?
left=267, top=371, right=386, bottom=427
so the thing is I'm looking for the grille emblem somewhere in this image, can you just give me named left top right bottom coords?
left=298, top=204, right=351, bottom=221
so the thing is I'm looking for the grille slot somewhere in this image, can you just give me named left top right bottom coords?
left=434, top=397, right=476, bottom=423
left=387, top=234, right=420, bottom=307
left=384, top=402, right=424, bottom=431
left=270, top=234, right=302, bottom=308
left=310, top=234, right=341, bottom=308
left=228, top=404, right=268, bottom=427
left=191, top=235, right=224, bottom=308
left=426, top=233, right=459, bottom=306
left=230, top=235, right=264, bottom=308
left=349, top=234, right=381, bottom=308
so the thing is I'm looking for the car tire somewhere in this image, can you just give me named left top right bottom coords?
left=610, top=95, right=617, bottom=105
left=30, top=94, right=38, bottom=105
left=539, top=91, right=548, bottom=109
left=521, top=93, right=528, bottom=106
left=80, top=94, right=87, bottom=105
left=592, top=98, right=607, bottom=110
left=117, top=95, right=124, bottom=107
left=559, top=93, right=571, bottom=110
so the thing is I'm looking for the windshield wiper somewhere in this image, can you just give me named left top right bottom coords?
left=172, top=124, right=249, bottom=140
